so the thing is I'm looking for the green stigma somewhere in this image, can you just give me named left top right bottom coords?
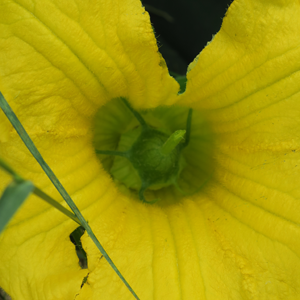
left=96, top=98, right=192, bottom=203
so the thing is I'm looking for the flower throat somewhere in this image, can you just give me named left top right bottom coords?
left=95, top=98, right=192, bottom=203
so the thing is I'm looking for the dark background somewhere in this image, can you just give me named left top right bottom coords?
left=144, top=0, right=233, bottom=74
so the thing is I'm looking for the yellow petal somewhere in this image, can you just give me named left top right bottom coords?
left=0, top=0, right=178, bottom=299
left=175, top=0, right=300, bottom=298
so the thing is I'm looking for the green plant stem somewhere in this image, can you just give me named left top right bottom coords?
left=121, top=97, right=147, bottom=128
left=0, top=92, right=139, bottom=300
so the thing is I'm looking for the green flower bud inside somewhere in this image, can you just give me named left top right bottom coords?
left=128, top=128, right=185, bottom=189
left=96, top=98, right=191, bottom=203
left=93, top=97, right=214, bottom=204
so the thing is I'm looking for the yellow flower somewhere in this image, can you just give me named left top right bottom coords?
left=1, top=0, right=300, bottom=299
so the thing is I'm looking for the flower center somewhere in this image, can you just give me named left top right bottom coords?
left=93, top=98, right=214, bottom=204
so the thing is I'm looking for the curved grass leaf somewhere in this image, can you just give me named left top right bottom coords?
left=0, top=157, right=81, bottom=225
left=0, top=180, right=34, bottom=234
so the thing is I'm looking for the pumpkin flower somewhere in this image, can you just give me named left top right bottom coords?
left=1, top=0, right=300, bottom=299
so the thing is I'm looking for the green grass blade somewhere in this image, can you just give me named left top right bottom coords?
left=0, top=157, right=81, bottom=225
left=0, top=180, right=34, bottom=234
left=33, top=187, right=81, bottom=225
left=0, top=92, right=139, bottom=300
left=0, top=157, right=22, bottom=181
